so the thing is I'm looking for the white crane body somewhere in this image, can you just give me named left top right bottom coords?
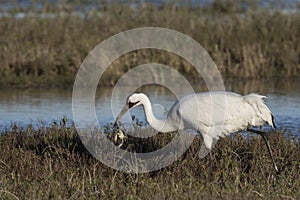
left=123, top=92, right=274, bottom=150
left=164, top=92, right=274, bottom=149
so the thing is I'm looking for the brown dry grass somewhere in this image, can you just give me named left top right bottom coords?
left=0, top=123, right=299, bottom=199
left=0, top=1, right=299, bottom=87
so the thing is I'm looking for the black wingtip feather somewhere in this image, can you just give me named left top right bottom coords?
left=271, top=114, right=276, bottom=129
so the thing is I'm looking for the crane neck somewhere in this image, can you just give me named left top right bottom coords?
left=140, top=95, right=177, bottom=133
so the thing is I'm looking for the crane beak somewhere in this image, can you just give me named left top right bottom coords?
left=114, top=104, right=128, bottom=127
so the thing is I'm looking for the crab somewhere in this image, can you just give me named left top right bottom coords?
left=113, top=129, right=126, bottom=147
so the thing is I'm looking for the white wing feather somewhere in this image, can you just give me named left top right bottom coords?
left=168, top=92, right=274, bottom=149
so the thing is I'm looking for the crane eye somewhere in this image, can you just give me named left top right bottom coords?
left=128, top=101, right=139, bottom=108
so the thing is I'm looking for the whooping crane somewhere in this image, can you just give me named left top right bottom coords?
left=114, top=91, right=279, bottom=175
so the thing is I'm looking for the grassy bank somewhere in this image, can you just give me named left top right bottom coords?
left=0, top=1, right=299, bottom=87
left=0, top=125, right=299, bottom=199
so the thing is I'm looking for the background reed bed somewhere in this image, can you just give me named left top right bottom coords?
left=0, top=1, right=299, bottom=87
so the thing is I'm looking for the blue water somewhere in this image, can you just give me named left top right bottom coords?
left=0, top=79, right=299, bottom=135
left=1, top=0, right=299, bottom=12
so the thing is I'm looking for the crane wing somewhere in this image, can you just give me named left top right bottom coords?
left=167, top=92, right=274, bottom=149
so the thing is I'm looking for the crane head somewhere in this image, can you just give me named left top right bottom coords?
left=114, top=93, right=145, bottom=125
left=127, top=93, right=144, bottom=108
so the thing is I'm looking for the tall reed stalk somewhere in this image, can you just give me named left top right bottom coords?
left=0, top=1, right=299, bottom=87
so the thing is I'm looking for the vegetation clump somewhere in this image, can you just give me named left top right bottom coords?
left=0, top=124, right=299, bottom=199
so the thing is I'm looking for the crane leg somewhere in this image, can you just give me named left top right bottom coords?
left=198, top=143, right=214, bottom=169
left=209, top=151, right=214, bottom=169
left=247, top=128, right=279, bottom=176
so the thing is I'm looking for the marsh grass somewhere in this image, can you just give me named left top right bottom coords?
left=0, top=123, right=299, bottom=199
left=0, top=1, right=299, bottom=87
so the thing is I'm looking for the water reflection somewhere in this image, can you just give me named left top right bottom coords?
left=0, top=88, right=73, bottom=129
left=0, top=79, right=299, bottom=135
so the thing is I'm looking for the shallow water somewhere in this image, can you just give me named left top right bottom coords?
left=0, top=79, right=299, bottom=135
